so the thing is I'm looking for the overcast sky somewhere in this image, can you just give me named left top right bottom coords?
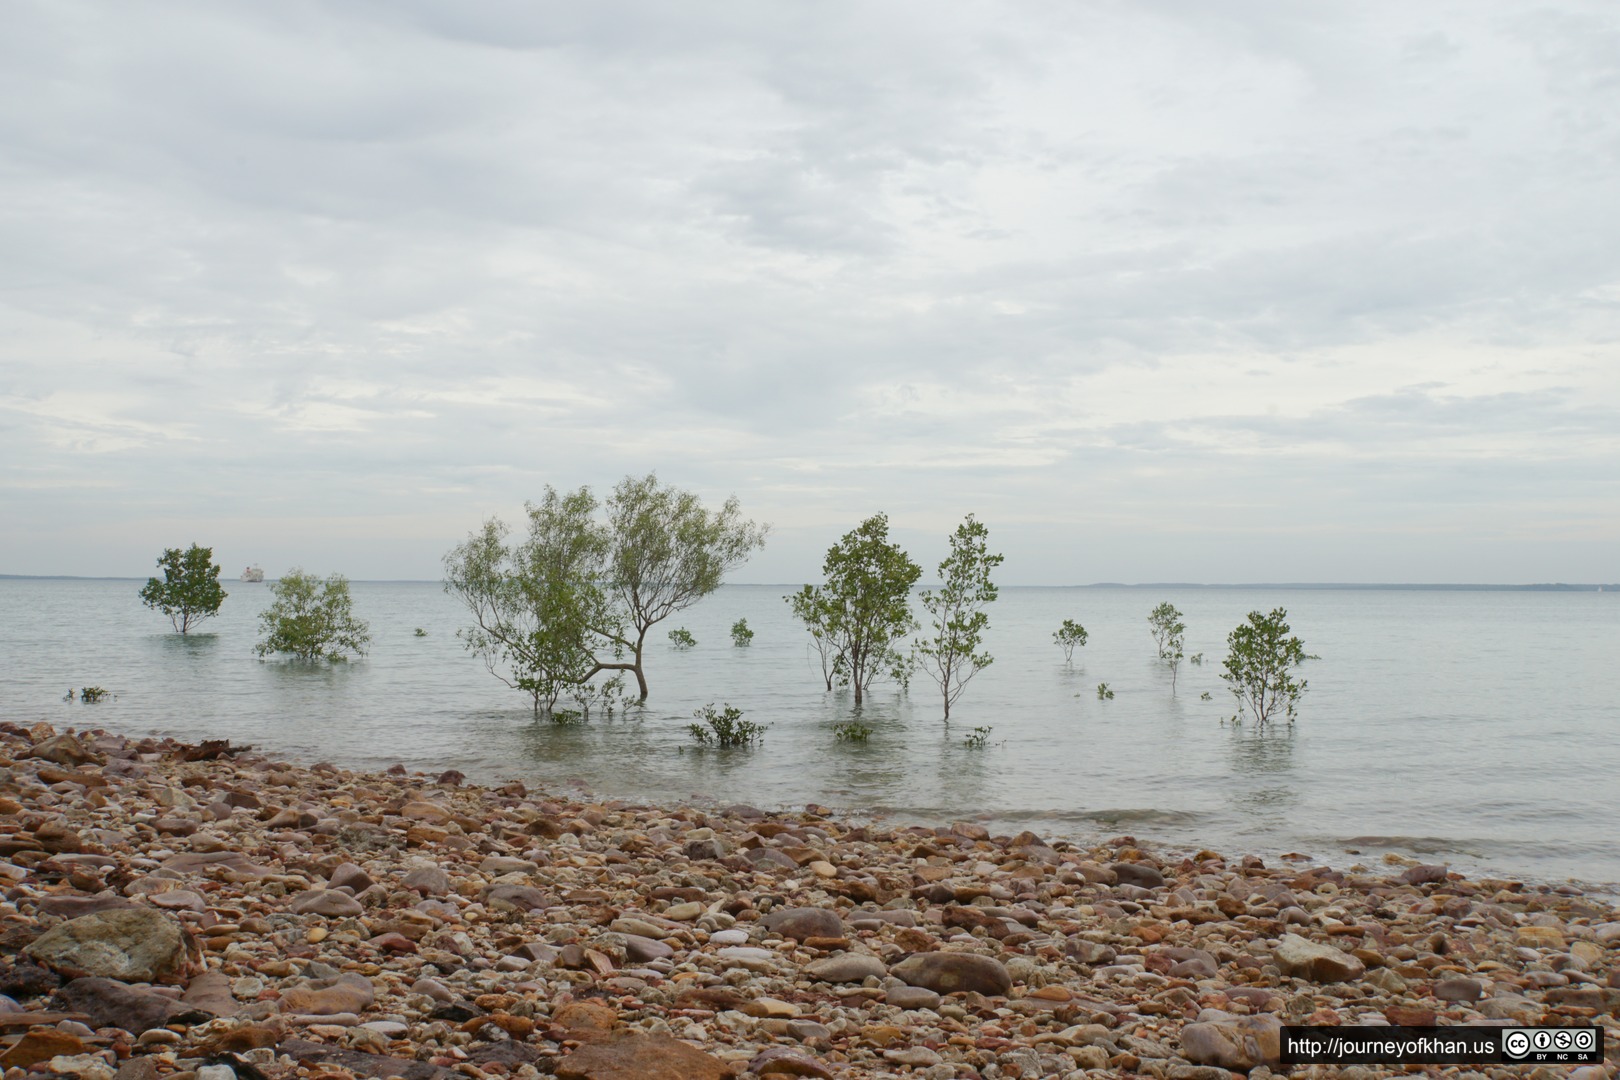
left=3, top=1, right=1617, bottom=584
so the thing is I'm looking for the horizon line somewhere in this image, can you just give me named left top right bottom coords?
left=3, top=573, right=1615, bottom=592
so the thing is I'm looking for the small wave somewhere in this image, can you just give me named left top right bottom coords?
left=1084, top=808, right=1204, bottom=827
left=1336, top=835, right=1481, bottom=855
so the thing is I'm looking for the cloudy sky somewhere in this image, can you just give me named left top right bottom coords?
left=3, top=1, right=1617, bottom=584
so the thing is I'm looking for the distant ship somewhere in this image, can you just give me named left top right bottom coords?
left=240, top=565, right=265, bottom=583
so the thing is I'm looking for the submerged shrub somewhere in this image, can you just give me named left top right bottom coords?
left=688, top=702, right=765, bottom=747
left=962, top=725, right=993, bottom=749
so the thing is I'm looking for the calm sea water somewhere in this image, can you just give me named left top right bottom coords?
left=2, top=579, right=1616, bottom=888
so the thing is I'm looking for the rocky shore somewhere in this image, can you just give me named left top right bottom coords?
left=0, top=722, right=1615, bottom=1080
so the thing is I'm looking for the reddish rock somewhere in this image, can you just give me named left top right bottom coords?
left=52, top=976, right=192, bottom=1034
left=180, top=970, right=240, bottom=1016
left=748, top=1046, right=836, bottom=1078
left=369, top=932, right=418, bottom=954
left=555, top=1033, right=728, bottom=1080
left=1384, top=1005, right=1437, bottom=1026
left=0, top=1029, right=87, bottom=1068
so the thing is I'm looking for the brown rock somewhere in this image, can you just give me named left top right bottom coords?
left=28, top=733, right=102, bottom=766
left=32, top=820, right=84, bottom=853
left=761, top=907, right=845, bottom=941
left=482, top=884, right=550, bottom=911
left=369, top=931, right=418, bottom=954
left=1384, top=1005, right=1437, bottom=1026
left=0, top=1029, right=87, bottom=1068
left=114, top=1057, right=161, bottom=1080
left=197, top=1023, right=281, bottom=1054
left=748, top=1046, right=836, bottom=1078
left=289, top=889, right=365, bottom=917
left=52, top=977, right=194, bottom=1034
left=281, top=1037, right=455, bottom=1080
left=329, top=862, right=375, bottom=892
left=1180, top=1014, right=1283, bottom=1071
left=181, top=970, right=240, bottom=1016
left=1274, top=933, right=1365, bottom=983
left=1433, top=977, right=1484, bottom=1002
left=35, top=895, right=139, bottom=919
left=555, top=1032, right=728, bottom=1080
left=1111, top=861, right=1165, bottom=888
left=279, top=972, right=376, bottom=1015
left=889, top=952, right=1012, bottom=996
left=400, top=801, right=452, bottom=824
left=24, top=908, right=200, bottom=984
left=160, top=851, right=273, bottom=877
left=804, top=954, right=886, bottom=983
left=555, top=1001, right=618, bottom=1031
left=401, top=867, right=452, bottom=896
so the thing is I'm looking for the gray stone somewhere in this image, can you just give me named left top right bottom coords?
left=1400, top=864, right=1449, bottom=885
left=25, top=908, right=198, bottom=984
left=760, top=907, right=845, bottom=941
left=1433, top=977, right=1484, bottom=1002
left=289, top=890, right=365, bottom=917
left=1274, top=933, right=1365, bottom=983
left=889, top=952, right=1011, bottom=996
left=400, top=867, right=451, bottom=896
left=621, top=934, right=673, bottom=962
left=1180, top=1014, right=1283, bottom=1071
left=803, top=954, right=886, bottom=983
left=746, top=1047, right=834, bottom=1078
left=1110, top=861, right=1165, bottom=888
left=482, top=884, right=549, bottom=912
left=884, top=985, right=941, bottom=1010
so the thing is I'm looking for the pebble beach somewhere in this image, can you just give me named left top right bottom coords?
left=1, top=722, right=1615, bottom=1080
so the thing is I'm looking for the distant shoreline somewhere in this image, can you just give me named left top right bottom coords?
left=3, top=573, right=1615, bottom=592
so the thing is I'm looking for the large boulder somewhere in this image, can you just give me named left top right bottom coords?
left=889, top=952, right=1012, bottom=996
left=24, top=909, right=199, bottom=984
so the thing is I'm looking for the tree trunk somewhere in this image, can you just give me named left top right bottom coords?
left=632, top=626, right=650, bottom=701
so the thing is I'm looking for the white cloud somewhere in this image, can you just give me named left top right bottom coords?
left=1, top=0, right=1617, bottom=582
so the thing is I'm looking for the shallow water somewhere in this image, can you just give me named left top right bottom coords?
left=4, top=579, right=1617, bottom=888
